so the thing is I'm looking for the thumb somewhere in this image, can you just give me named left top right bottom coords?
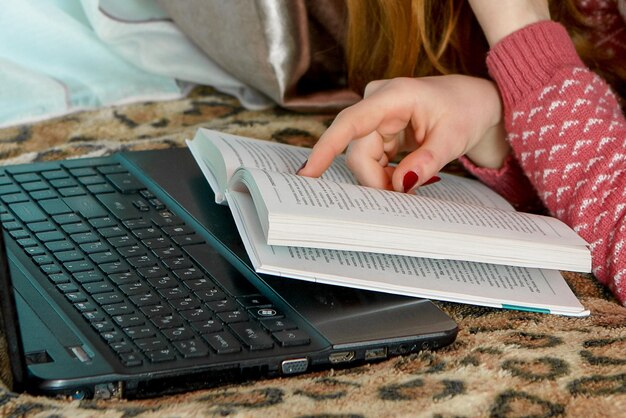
left=392, top=144, right=449, bottom=193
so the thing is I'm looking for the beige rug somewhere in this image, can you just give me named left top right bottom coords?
left=0, top=87, right=625, bottom=418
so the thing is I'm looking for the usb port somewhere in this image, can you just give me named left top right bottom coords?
left=365, top=347, right=388, bottom=361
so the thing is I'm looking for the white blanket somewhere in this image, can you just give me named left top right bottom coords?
left=0, top=0, right=271, bottom=129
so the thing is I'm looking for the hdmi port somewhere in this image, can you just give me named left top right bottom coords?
left=329, top=351, right=355, bottom=364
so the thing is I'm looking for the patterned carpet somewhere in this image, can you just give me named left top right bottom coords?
left=0, top=87, right=625, bottom=417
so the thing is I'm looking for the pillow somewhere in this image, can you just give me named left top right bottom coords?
left=156, top=0, right=360, bottom=112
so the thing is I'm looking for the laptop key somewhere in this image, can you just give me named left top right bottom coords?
left=151, top=314, right=184, bottom=329
left=100, top=261, right=130, bottom=274
left=89, top=216, right=117, bottom=228
left=83, top=311, right=107, bottom=323
left=118, top=245, right=146, bottom=258
left=207, top=299, right=239, bottom=313
left=172, top=267, right=204, bottom=281
left=46, top=240, right=74, bottom=252
left=65, top=292, right=88, bottom=303
left=124, top=324, right=158, bottom=340
left=74, top=301, right=97, bottom=313
left=135, top=337, right=169, bottom=352
left=40, top=264, right=62, bottom=274
left=145, top=348, right=176, bottom=363
left=162, top=326, right=195, bottom=342
left=141, top=304, right=173, bottom=318
left=229, top=322, right=274, bottom=350
left=169, top=296, right=201, bottom=311
left=54, top=250, right=83, bottom=262
left=113, top=314, right=145, bottom=328
left=173, top=338, right=210, bottom=358
left=204, top=332, right=241, bottom=354
left=217, top=310, right=249, bottom=324
left=9, top=202, right=47, bottom=223
left=195, top=288, right=227, bottom=302
left=83, top=281, right=115, bottom=295
left=119, top=352, right=143, bottom=367
left=180, top=307, right=212, bottom=322
left=238, top=295, right=272, bottom=308
left=74, top=270, right=106, bottom=284
left=24, top=246, right=45, bottom=256
left=97, top=193, right=142, bottom=221
left=53, top=213, right=81, bottom=224
left=87, top=183, right=115, bottom=194
left=110, top=341, right=134, bottom=354
left=172, top=234, right=204, bottom=246
left=109, top=271, right=140, bottom=285
left=89, top=251, right=119, bottom=264
left=190, top=319, right=222, bottom=334
left=101, top=330, right=124, bottom=343
left=61, top=222, right=90, bottom=234
left=106, top=172, right=144, bottom=194
left=92, top=321, right=115, bottom=333
left=39, top=198, right=72, bottom=215
left=261, top=317, right=297, bottom=332
left=102, top=302, right=134, bottom=316
left=151, top=211, right=184, bottom=227
left=272, top=329, right=311, bottom=347
left=57, top=283, right=79, bottom=293
left=129, top=292, right=161, bottom=307
left=93, top=291, right=124, bottom=305
left=147, top=275, right=177, bottom=289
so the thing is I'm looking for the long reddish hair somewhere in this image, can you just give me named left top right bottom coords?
left=344, top=0, right=625, bottom=102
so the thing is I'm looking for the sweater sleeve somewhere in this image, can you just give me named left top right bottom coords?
left=458, top=154, right=546, bottom=213
left=485, top=21, right=626, bottom=305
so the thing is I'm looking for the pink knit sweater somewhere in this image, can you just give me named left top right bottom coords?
left=460, top=21, right=626, bottom=306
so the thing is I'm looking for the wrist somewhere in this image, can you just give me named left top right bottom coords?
left=468, top=0, right=551, bottom=46
left=465, top=124, right=510, bottom=169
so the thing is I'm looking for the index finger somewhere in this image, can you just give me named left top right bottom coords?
left=297, top=94, right=403, bottom=178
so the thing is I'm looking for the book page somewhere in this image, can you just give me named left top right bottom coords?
left=187, top=128, right=356, bottom=203
left=227, top=189, right=588, bottom=316
left=231, top=168, right=589, bottom=246
left=415, top=172, right=514, bottom=211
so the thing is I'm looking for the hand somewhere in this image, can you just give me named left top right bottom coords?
left=298, top=75, right=508, bottom=192
left=468, top=0, right=550, bottom=46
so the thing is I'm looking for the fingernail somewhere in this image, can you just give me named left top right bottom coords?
left=296, top=159, right=308, bottom=175
left=403, top=171, right=419, bottom=193
left=422, top=175, right=441, bottom=186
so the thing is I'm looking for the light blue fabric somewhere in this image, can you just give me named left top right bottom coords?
left=0, top=0, right=271, bottom=128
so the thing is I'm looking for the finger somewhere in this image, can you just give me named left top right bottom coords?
left=382, top=129, right=403, bottom=160
left=345, top=132, right=391, bottom=189
left=363, top=79, right=388, bottom=98
left=391, top=131, right=461, bottom=193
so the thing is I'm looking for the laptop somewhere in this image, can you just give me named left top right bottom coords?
left=0, top=146, right=458, bottom=399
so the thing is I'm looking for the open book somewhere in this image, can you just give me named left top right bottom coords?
left=187, top=128, right=591, bottom=316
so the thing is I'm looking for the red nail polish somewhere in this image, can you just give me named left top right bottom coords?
left=422, top=175, right=441, bottom=186
left=296, top=160, right=308, bottom=175
left=403, top=171, right=419, bottom=193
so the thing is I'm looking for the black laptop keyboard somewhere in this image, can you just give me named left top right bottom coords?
left=0, top=161, right=310, bottom=367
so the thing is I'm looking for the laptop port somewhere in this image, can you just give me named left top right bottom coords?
left=364, top=347, right=388, bottom=361
left=328, top=351, right=355, bottom=364
left=281, top=358, right=309, bottom=374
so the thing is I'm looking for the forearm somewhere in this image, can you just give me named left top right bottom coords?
left=487, top=21, right=626, bottom=304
